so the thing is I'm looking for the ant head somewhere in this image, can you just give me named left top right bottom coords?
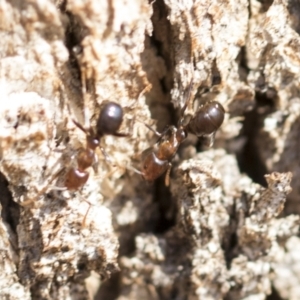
left=96, top=102, right=123, bottom=137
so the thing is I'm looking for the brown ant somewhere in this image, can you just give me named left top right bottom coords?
left=64, top=101, right=128, bottom=191
left=19, top=101, right=128, bottom=207
left=138, top=81, right=225, bottom=186
left=20, top=101, right=128, bottom=228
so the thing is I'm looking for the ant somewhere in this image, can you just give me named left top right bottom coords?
left=64, top=82, right=152, bottom=190
left=64, top=101, right=128, bottom=191
left=139, top=81, right=225, bottom=186
left=47, top=84, right=150, bottom=198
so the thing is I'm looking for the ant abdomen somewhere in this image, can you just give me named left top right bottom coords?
left=96, top=102, right=124, bottom=136
left=142, top=151, right=169, bottom=182
left=186, top=101, right=225, bottom=137
left=64, top=167, right=89, bottom=190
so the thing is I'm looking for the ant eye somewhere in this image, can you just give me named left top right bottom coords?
left=96, top=102, right=123, bottom=136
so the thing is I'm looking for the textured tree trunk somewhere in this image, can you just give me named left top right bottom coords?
left=0, top=0, right=299, bottom=299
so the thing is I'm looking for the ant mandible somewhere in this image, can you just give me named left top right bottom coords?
left=64, top=102, right=128, bottom=190
left=139, top=81, right=225, bottom=186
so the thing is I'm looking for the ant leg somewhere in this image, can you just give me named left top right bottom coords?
left=114, top=116, right=135, bottom=137
left=138, top=83, right=152, bottom=101
left=81, top=71, right=91, bottom=130
left=72, top=119, right=88, bottom=134
left=164, top=163, right=172, bottom=186
left=81, top=200, right=92, bottom=227
left=75, top=193, right=94, bottom=227
left=20, top=167, right=65, bottom=206
left=136, top=119, right=162, bottom=137
left=49, top=186, right=67, bottom=191
left=113, top=132, right=129, bottom=137
left=125, top=164, right=144, bottom=176
left=205, top=132, right=216, bottom=148
left=180, top=80, right=194, bottom=115
left=99, top=145, right=115, bottom=167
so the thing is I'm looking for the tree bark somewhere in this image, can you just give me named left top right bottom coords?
left=0, top=0, right=299, bottom=299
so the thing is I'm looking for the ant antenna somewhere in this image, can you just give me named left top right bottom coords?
left=135, top=119, right=162, bottom=138
left=138, top=83, right=152, bottom=100
left=72, top=119, right=88, bottom=135
left=179, top=79, right=194, bottom=125
left=81, top=70, right=91, bottom=130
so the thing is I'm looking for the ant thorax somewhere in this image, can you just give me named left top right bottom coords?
left=139, top=80, right=225, bottom=185
left=155, top=126, right=183, bottom=160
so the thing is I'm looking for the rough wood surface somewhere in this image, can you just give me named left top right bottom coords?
left=0, top=0, right=300, bottom=299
